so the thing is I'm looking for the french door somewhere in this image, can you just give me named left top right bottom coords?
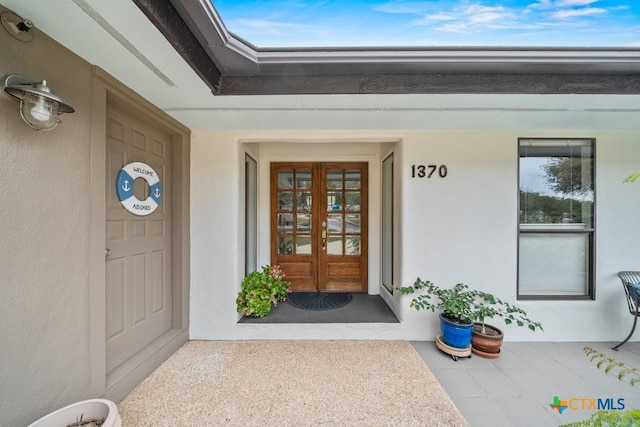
left=271, top=162, right=368, bottom=292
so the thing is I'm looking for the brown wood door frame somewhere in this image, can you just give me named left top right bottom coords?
left=271, top=162, right=368, bottom=293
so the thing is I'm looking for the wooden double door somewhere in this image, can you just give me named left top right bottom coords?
left=271, top=162, right=368, bottom=292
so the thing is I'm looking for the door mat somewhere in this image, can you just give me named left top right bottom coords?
left=286, top=292, right=352, bottom=311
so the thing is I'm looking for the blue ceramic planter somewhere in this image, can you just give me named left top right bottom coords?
left=439, top=313, right=473, bottom=349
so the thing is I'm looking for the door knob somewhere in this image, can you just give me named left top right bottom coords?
left=105, top=248, right=112, bottom=256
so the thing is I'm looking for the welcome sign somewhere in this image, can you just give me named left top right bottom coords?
left=116, top=162, right=162, bottom=216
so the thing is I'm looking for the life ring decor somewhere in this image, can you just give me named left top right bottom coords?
left=116, top=162, right=162, bottom=216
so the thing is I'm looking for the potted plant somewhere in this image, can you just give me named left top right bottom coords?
left=396, top=278, right=543, bottom=356
left=236, top=264, right=292, bottom=317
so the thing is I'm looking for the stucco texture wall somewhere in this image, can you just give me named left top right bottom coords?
left=0, top=5, right=95, bottom=425
left=188, top=128, right=640, bottom=344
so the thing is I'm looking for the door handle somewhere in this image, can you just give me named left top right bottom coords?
left=105, top=248, right=111, bottom=257
left=322, top=230, right=326, bottom=250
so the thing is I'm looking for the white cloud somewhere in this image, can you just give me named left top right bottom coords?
left=556, top=0, right=600, bottom=6
left=527, top=0, right=600, bottom=10
left=466, top=5, right=509, bottom=24
left=551, top=7, right=607, bottom=18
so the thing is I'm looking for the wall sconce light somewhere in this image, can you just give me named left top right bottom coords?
left=2, top=74, right=75, bottom=131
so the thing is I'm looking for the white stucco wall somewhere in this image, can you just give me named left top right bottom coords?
left=189, top=127, right=640, bottom=342
left=0, top=6, right=95, bottom=425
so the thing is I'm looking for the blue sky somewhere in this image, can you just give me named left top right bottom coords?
left=213, top=0, right=640, bottom=48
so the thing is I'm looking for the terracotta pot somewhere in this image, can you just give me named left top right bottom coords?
left=471, top=323, right=504, bottom=355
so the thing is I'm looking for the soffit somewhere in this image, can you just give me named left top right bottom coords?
left=3, top=0, right=640, bottom=131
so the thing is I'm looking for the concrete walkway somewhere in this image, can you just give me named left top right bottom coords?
left=413, top=341, right=640, bottom=426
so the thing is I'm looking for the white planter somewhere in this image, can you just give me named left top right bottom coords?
left=28, top=399, right=121, bottom=427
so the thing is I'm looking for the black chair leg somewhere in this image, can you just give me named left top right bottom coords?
left=613, top=293, right=640, bottom=351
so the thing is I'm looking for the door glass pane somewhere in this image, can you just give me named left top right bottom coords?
left=278, top=214, right=293, bottom=232
left=345, top=193, right=360, bottom=211
left=345, top=170, right=361, bottom=189
left=296, top=235, right=312, bottom=254
left=327, top=169, right=343, bottom=189
left=278, top=235, right=293, bottom=255
left=278, top=170, right=293, bottom=189
left=346, top=236, right=361, bottom=255
left=297, top=191, right=311, bottom=211
left=327, top=192, right=342, bottom=211
left=296, top=169, right=312, bottom=189
left=345, top=214, right=360, bottom=233
left=297, top=214, right=311, bottom=232
left=278, top=192, right=293, bottom=211
left=327, top=214, right=342, bottom=233
left=327, top=236, right=343, bottom=255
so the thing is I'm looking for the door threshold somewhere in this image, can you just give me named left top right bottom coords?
left=238, top=294, right=399, bottom=324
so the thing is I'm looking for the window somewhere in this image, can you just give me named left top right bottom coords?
left=245, top=154, right=257, bottom=274
left=382, top=154, right=394, bottom=293
left=518, top=138, right=594, bottom=298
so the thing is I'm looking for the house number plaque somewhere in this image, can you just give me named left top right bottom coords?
left=411, top=164, right=448, bottom=178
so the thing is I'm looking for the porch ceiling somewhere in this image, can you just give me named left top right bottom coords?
left=3, top=0, right=640, bottom=132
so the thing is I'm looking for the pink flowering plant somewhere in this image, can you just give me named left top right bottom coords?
left=236, top=264, right=292, bottom=317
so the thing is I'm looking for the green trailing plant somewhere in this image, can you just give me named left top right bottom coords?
left=396, top=278, right=543, bottom=333
left=560, top=409, right=640, bottom=427
left=236, top=264, right=291, bottom=317
left=563, top=347, right=640, bottom=427
left=583, top=347, right=640, bottom=388
left=624, top=172, right=640, bottom=183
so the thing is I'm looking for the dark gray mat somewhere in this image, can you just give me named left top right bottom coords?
left=286, top=292, right=351, bottom=311
left=239, top=293, right=399, bottom=324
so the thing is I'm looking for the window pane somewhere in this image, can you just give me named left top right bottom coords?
left=519, top=233, right=589, bottom=295
left=327, top=236, right=342, bottom=255
left=345, top=192, right=360, bottom=211
left=278, top=214, right=293, bottom=232
left=296, top=191, right=311, bottom=211
left=327, top=169, right=343, bottom=189
left=296, top=169, right=312, bottom=189
left=296, top=235, right=311, bottom=254
left=345, top=170, right=361, bottom=189
left=278, top=235, right=293, bottom=255
left=245, top=154, right=257, bottom=275
left=346, top=236, right=361, bottom=255
left=278, top=170, right=293, bottom=189
left=296, top=214, right=311, bottom=232
left=345, top=214, right=360, bottom=233
left=278, top=192, right=292, bottom=211
left=327, top=192, right=342, bottom=211
left=327, top=214, right=342, bottom=233
left=519, top=140, right=593, bottom=228
left=382, top=154, right=393, bottom=292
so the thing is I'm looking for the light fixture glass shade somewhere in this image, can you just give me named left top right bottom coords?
left=2, top=75, right=74, bottom=131
left=20, top=91, right=60, bottom=130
